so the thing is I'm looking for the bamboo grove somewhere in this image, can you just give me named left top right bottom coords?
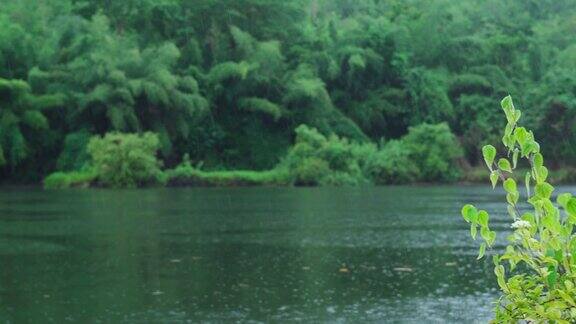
left=1, top=0, right=576, bottom=184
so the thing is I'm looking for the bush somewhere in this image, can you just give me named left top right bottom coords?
left=400, top=123, right=463, bottom=182
left=87, top=132, right=163, bottom=188
left=365, top=140, right=420, bottom=184
left=282, top=125, right=375, bottom=186
left=364, top=123, right=462, bottom=184
left=289, top=157, right=331, bottom=186
left=281, top=123, right=462, bottom=185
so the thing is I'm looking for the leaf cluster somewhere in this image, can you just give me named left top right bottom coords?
left=462, top=96, right=576, bottom=322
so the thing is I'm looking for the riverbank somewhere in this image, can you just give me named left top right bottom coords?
left=43, top=166, right=292, bottom=189
left=41, top=165, right=576, bottom=189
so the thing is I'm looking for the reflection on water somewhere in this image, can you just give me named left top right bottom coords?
left=0, top=185, right=553, bottom=322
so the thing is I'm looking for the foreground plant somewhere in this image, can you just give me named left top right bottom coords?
left=462, top=96, right=576, bottom=323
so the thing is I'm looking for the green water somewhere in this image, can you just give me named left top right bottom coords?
left=0, top=185, right=524, bottom=323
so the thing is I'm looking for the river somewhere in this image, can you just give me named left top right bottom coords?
left=0, top=185, right=533, bottom=323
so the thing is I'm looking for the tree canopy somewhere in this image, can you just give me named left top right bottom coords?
left=1, top=0, right=576, bottom=182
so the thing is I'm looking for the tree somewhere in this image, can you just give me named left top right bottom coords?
left=0, top=78, right=64, bottom=172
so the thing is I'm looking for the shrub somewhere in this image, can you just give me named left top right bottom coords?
left=462, top=96, right=576, bottom=322
left=289, top=157, right=331, bottom=186
left=282, top=123, right=462, bottom=185
left=282, top=125, right=375, bottom=186
left=87, top=132, right=163, bottom=188
left=400, top=123, right=463, bottom=182
left=365, top=123, right=462, bottom=184
left=365, top=140, right=420, bottom=184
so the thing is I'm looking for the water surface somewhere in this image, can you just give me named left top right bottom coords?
left=0, top=185, right=542, bottom=323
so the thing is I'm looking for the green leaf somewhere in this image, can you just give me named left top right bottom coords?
left=504, top=123, right=514, bottom=137
left=493, top=254, right=500, bottom=267
left=490, top=171, right=499, bottom=189
left=514, top=127, right=528, bottom=145
left=478, top=210, right=489, bottom=227
left=470, top=224, right=477, bottom=240
left=522, top=141, right=536, bottom=157
left=500, top=96, right=514, bottom=118
left=512, top=149, right=519, bottom=169
left=507, top=205, right=516, bottom=219
left=501, top=96, right=515, bottom=124
left=501, top=95, right=513, bottom=110
left=559, top=290, right=576, bottom=307
left=488, top=231, right=496, bottom=246
left=480, top=225, right=491, bottom=241
left=533, top=141, right=541, bottom=154
left=535, top=182, right=554, bottom=199
left=502, top=134, right=514, bottom=149
left=567, top=198, right=576, bottom=216
left=534, top=153, right=544, bottom=168
left=513, top=110, right=521, bottom=123
left=503, top=178, right=517, bottom=193
left=461, top=204, right=477, bottom=223
left=521, top=213, right=535, bottom=226
left=494, top=265, right=507, bottom=290
left=557, top=193, right=572, bottom=208
left=536, top=166, right=548, bottom=183
left=482, top=145, right=496, bottom=169
left=498, top=158, right=512, bottom=173
left=506, top=192, right=519, bottom=205
left=501, top=95, right=513, bottom=109
left=547, top=265, right=558, bottom=288
left=494, top=264, right=505, bottom=277
left=477, top=242, right=486, bottom=260
left=566, top=280, right=574, bottom=291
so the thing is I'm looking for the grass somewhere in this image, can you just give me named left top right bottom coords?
left=43, top=169, right=97, bottom=189
left=42, top=163, right=576, bottom=189
left=164, top=163, right=290, bottom=187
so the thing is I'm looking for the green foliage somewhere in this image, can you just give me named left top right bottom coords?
left=34, top=14, right=210, bottom=157
left=164, top=156, right=289, bottom=187
left=365, top=140, right=420, bottom=185
left=87, top=132, right=163, bottom=188
left=405, top=69, right=454, bottom=126
left=238, top=97, right=285, bottom=121
left=462, top=96, right=576, bottom=322
left=43, top=169, right=97, bottom=189
left=399, top=123, right=463, bottom=182
left=365, top=123, right=462, bottom=184
left=288, top=157, right=332, bottom=186
left=56, top=130, right=92, bottom=171
left=282, top=125, right=375, bottom=186
left=461, top=166, right=576, bottom=186
left=208, top=61, right=250, bottom=84
left=2, top=0, right=576, bottom=183
left=0, top=78, right=63, bottom=170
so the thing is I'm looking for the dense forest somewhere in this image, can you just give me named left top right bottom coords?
left=1, top=0, right=576, bottom=186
